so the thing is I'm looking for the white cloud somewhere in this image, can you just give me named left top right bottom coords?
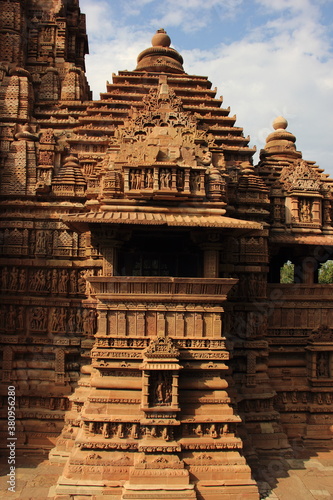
left=148, top=0, right=244, bottom=32
left=79, top=0, right=333, bottom=175
left=179, top=1, right=333, bottom=171
left=80, top=0, right=116, bottom=40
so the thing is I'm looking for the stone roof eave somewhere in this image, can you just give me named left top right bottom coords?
left=62, top=209, right=263, bottom=234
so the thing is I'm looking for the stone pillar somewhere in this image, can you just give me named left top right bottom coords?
left=157, top=311, right=166, bottom=336
left=203, top=247, right=219, bottom=277
left=142, top=371, right=150, bottom=408
left=97, top=309, right=108, bottom=336
left=172, top=372, right=179, bottom=407
left=153, top=166, right=159, bottom=190
left=100, top=234, right=127, bottom=276
left=312, top=198, right=321, bottom=224
left=183, top=167, right=190, bottom=193
left=296, top=256, right=317, bottom=284
left=323, top=199, right=332, bottom=228
left=171, top=167, right=177, bottom=190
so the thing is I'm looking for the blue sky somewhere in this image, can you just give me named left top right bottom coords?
left=80, top=0, right=333, bottom=174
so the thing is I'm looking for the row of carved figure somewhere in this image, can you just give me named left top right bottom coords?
left=0, top=228, right=81, bottom=257
left=128, top=168, right=203, bottom=192
left=276, top=390, right=333, bottom=405
left=1, top=396, right=70, bottom=411
left=274, top=197, right=329, bottom=225
left=86, top=422, right=230, bottom=440
left=0, top=304, right=96, bottom=335
left=0, top=267, right=89, bottom=295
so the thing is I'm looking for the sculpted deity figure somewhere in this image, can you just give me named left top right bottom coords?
left=145, top=169, right=154, bottom=189
left=162, top=427, right=170, bottom=441
left=195, top=424, right=203, bottom=436
left=82, top=309, right=96, bottom=336
left=176, top=169, right=184, bottom=190
left=8, top=267, right=18, bottom=291
left=51, top=269, right=58, bottom=292
left=58, top=308, right=67, bottom=332
left=29, top=231, right=36, bottom=254
left=7, top=306, right=16, bottom=330
left=160, top=169, right=171, bottom=189
left=317, top=352, right=329, bottom=378
left=76, top=308, right=83, bottom=332
left=117, top=423, right=124, bottom=438
left=190, top=171, right=201, bottom=192
left=160, top=169, right=166, bottom=189
left=131, top=423, right=138, bottom=439
left=58, top=270, right=68, bottom=293
left=164, top=169, right=171, bottom=188
left=87, top=310, right=96, bottom=335
left=129, top=170, right=135, bottom=189
left=1, top=266, right=8, bottom=290
left=30, top=307, right=47, bottom=331
left=18, top=269, right=26, bottom=291
left=200, top=149, right=213, bottom=166
left=36, top=269, right=46, bottom=292
left=36, top=231, right=46, bottom=253
left=51, top=308, right=59, bottom=332
left=67, top=309, right=76, bottom=333
left=134, top=170, right=142, bottom=189
left=209, top=424, right=218, bottom=438
left=102, top=423, right=110, bottom=438
left=17, top=307, right=24, bottom=330
left=152, top=372, right=172, bottom=406
left=77, top=271, right=87, bottom=294
left=69, top=270, right=77, bottom=293
left=299, top=198, right=312, bottom=222
left=45, top=231, right=53, bottom=255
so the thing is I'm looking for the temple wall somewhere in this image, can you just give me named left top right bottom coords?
left=267, top=284, right=333, bottom=441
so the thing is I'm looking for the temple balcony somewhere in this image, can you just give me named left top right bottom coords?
left=88, top=276, right=237, bottom=341
left=267, top=283, right=333, bottom=343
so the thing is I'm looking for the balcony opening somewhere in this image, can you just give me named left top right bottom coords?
left=318, top=260, right=333, bottom=283
left=117, top=231, right=202, bottom=277
left=280, top=260, right=294, bottom=283
left=270, top=246, right=333, bottom=284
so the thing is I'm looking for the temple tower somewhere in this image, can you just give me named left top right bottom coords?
left=0, top=0, right=92, bottom=449
left=48, top=30, right=263, bottom=499
left=259, top=117, right=333, bottom=446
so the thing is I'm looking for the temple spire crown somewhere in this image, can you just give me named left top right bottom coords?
left=135, top=29, right=185, bottom=74
left=261, top=115, right=299, bottom=160
left=152, top=29, right=171, bottom=47
left=273, top=116, right=288, bottom=130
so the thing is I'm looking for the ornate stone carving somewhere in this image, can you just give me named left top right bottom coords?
left=144, top=336, right=180, bottom=359
left=279, top=160, right=322, bottom=193
left=309, top=325, right=333, bottom=342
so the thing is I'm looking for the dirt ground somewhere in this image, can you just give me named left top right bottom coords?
left=1, top=445, right=333, bottom=500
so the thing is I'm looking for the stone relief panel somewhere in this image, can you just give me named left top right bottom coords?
left=105, top=308, right=223, bottom=338
left=0, top=266, right=92, bottom=296
left=82, top=83, right=227, bottom=203
left=279, top=160, right=323, bottom=193
left=149, top=371, right=173, bottom=407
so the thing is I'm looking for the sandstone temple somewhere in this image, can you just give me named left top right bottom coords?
left=1, top=1, right=333, bottom=499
